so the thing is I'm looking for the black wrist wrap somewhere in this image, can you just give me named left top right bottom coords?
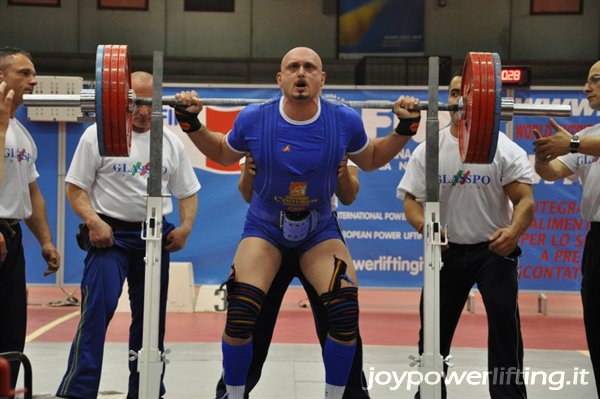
left=173, top=105, right=201, bottom=133
left=394, top=116, right=421, bottom=136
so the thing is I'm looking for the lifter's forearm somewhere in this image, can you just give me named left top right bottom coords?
left=186, top=125, right=241, bottom=166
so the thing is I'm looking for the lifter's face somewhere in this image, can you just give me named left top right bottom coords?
left=448, top=76, right=462, bottom=129
left=584, top=61, right=600, bottom=111
left=131, top=75, right=152, bottom=133
left=277, top=47, right=325, bottom=102
left=0, top=53, right=37, bottom=110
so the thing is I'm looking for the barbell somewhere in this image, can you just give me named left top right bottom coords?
left=23, top=44, right=571, bottom=162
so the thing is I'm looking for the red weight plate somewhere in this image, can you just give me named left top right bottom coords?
left=457, top=54, right=472, bottom=161
left=478, top=53, right=496, bottom=163
left=116, top=45, right=127, bottom=156
left=118, top=45, right=131, bottom=156
left=107, top=46, right=116, bottom=155
left=459, top=52, right=482, bottom=163
left=469, top=53, right=487, bottom=163
left=110, top=46, right=119, bottom=156
left=122, top=46, right=132, bottom=156
left=469, top=54, right=482, bottom=163
left=459, top=53, right=474, bottom=161
left=109, top=46, right=121, bottom=156
left=487, top=53, right=503, bottom=164
left=474, top=52, right=490, bottom=163
left=471, top=53, right=488, bottom=163
left=95, top=45, right=106, bottom=156
left=478, top=53, right=497, bottom=163
left=470, top=53, right=486, bottom=163
left=102, top=45, right=113, bottom=156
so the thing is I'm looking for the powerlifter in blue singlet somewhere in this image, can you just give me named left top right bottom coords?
left=173, top=47, right=418, bottom=399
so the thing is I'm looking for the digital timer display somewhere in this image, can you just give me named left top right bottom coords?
left=500, top=66, right=532, bottom=87
left=501, top=69, right=522, bottom=82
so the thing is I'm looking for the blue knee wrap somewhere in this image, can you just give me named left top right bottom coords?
left=320, top=257, right=359, bottom=342
left=225, top=280, right=265, bottom=339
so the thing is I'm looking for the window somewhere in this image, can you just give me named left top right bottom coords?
left=8, top=0, right=60, bottom=6
left=97, top=0, right=148, bottom=11
left=184, top=0, right=234, bottom=12
left=531, top=0, right=583, bottom=15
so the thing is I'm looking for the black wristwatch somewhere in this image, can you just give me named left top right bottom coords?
left=570, top=135, right=580, bottom=154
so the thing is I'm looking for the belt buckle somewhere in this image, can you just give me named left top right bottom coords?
left=281, top=211, right=313, bottom=242
left=0, top=219, right=17, bottom=237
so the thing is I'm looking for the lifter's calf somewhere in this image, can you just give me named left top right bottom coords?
left=221, top=279, right=266, bottom=399
left=321, top=257, right=360, bottom=399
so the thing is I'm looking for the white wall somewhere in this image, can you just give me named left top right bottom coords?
left=0, top=0, right=79, bottom=53
left=424, top=0, right=512, bottom=58
left=250, top=0, right=337, bottom=58
left=510, top=0, right=600, bottom=60
left=165, top=0, right=253, bottom=57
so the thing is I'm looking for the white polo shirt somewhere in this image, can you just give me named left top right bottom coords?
left=397, top=127, right=534, bottom=244
left=0, top=118, right=39, bottom=219
left=66, top=125, right=201, bottom=222
left=557, top=123, right=600, bottom=222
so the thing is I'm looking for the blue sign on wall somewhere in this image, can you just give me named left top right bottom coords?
left=338, top=0, right=424, bottom=56
left=20, top=85, right=598, bottom=292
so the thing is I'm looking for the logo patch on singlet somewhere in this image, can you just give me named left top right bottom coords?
left=283, top=144, right=291, bottom=152
left=289, top=182, right=307, bottom=196
left=274, top=181, right=318, bottom=211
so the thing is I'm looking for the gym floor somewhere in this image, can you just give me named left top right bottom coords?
left=18, top=286, right=596, bottom=399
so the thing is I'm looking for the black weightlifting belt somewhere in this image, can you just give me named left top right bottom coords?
left=98, top=213, right=143, bottom=231
left=0, top=218, right=20, bottom=237
left=284, top=210, right=310, bottom=221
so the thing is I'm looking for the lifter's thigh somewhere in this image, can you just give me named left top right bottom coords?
left=232, top=237, right=282, bottom=293
left=299, top=239, right=357, bottom=295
